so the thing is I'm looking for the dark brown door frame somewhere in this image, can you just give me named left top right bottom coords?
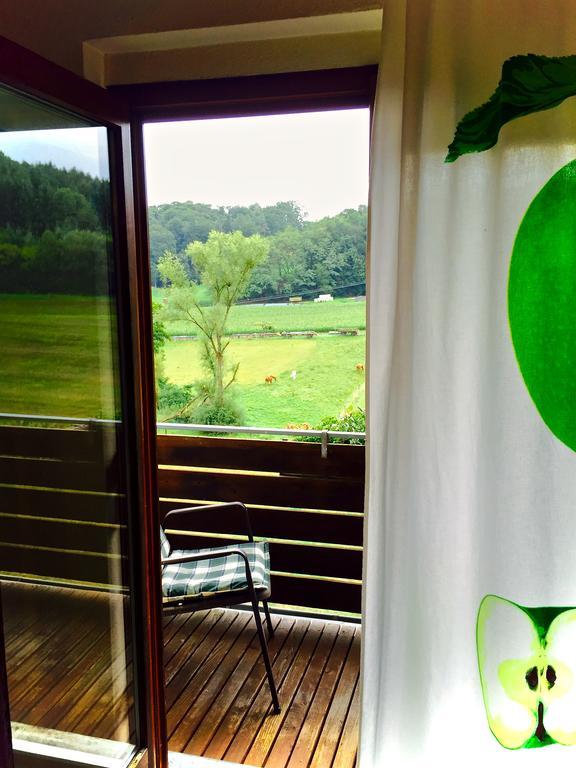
left=111, top=65, right=377, bottom=124
left=0, top=595, right=13, bottom=767
left=0, top=36, right=166, bottom=768
left=117, top=63, right=374, bottom=762
left=113, top=64, right=375, bottom=630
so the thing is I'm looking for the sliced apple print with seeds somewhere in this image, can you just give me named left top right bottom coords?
left=477, top=595, right=576, bottom=749
left=541, top=609, right=576, bottom=745
left=477, top=596, right=540, bottom=748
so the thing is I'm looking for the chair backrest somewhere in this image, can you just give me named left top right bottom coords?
left=160, top=526, right=171, bottom=560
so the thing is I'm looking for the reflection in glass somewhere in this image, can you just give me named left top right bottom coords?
left=0, top=86, right=135, bottom=765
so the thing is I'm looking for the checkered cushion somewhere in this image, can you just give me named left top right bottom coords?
left=160, top=527, right=172, bottom=559
left=162, top=541, right=270, bottom=602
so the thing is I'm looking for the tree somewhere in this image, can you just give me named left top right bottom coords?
left=158, top=230, right=269, bottom=420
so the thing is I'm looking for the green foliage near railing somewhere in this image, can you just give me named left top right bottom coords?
left=295, top=405, right=366, bottom=445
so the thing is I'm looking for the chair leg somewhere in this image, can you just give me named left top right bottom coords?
left=262, top=599, right=274, bottom=638
left=251, top=597, right=281, bottom=714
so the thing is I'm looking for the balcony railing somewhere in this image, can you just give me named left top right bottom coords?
left=0, top=416, right=365, bottom=615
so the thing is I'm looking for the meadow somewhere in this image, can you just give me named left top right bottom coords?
left=0, top=294, right=365, bottom=428
left=152, top=289, right=366, bottom=336
left=162, top=334, right=365, bottom=428
left=0, top=294, right=120, bottom=419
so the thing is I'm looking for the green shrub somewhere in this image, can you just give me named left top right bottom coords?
left=156, top=378, right=195, bottom=417
left=297, top=405, right=365, bottom=444
left=193, top=399, right=244, bottom=427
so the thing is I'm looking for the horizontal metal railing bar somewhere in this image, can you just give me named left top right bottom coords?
left=0, top=412, right=365, bottom=440
left=0, top=413, right=119, bottom=426
left=156, top=422, right=365, bottom=439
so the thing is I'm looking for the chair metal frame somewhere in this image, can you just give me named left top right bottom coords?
left=160, top=501, right=280, bottom=713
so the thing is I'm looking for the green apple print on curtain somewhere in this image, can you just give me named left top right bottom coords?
left=508, top=160, right=576, bottom=452
left=447, top=53, right=576, bottom=750
left=477, top=597, right=576, bottom=749
left=448, top=53, right=576, bottom=452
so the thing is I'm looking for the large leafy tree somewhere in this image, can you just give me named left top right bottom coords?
left=158, top=230, right=269, bottom=416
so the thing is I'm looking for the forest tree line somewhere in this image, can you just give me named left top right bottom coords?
left=150, top=200, right=366, bottom=300
left=0, top=151, right=112, bottom=293
left=0, top=151, right=367, bottom=298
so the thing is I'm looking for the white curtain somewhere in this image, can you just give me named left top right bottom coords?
left=362, top=1, right=576, bottom=765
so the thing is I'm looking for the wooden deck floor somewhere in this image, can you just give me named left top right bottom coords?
left=1, top=581, right=360, bottom=767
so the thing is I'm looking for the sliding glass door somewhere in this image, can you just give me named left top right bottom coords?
left=0, top=38, right=164, bottom=768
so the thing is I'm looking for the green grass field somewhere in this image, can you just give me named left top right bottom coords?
left=153, top=292, right=366, bottom=337
left=162, top=334, right=365, bottom=428
left=0, top=294, right=120, bottom=419
left=0, top=294, right=365, bottom=427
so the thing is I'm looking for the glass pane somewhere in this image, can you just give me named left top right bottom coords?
left=0, top=86, right=135, bottom=766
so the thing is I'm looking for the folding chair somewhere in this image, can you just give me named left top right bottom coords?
left=160, top=501, right=280, bottom=713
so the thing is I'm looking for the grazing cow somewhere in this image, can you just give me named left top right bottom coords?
left=356, top=363, right=365, bottom=372
left=265, top=375, right=277, bottom=384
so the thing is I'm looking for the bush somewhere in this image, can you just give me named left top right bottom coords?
left=296, top=405, right=365, bottom=444
left=156, top=378, right=195, bottom=417
left=193, top=399, right=244, bottom=427
left=157, top=378, right=244, bottom=429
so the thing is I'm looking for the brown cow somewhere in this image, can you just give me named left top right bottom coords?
left=264, top=375, right=277, bottom=384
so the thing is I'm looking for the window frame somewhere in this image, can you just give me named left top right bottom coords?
left=0, top=34, right=166, bottom=768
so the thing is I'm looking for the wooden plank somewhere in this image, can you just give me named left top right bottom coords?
left=0, top=515, right=122, bottom=554
left=332, top=676, right=361, bottom=768
left=310, top=629, right=361, bottom=768
left=162, top=612, right=207, bottom=667
left=4, top=588, right=103, bottom=681
left=223, top=619, right=322, bottom=765
left=264, top=622, right=341, bottom=768
left=0, top=425, right=117, bottom=464
left=203, top=616, right=308, bottom=761
left=58, top=614, right=186, bottom=735
left=163, top=611, right=228, bottom=698
left=53, top=656, right=133, bottom=738
left=286, top=624, right=356, bottom=768
left=3, top=583, right=361, bottom=765
left=241, top=622, right=331, bottom=766
left=164, top=611, right=231, bottom=703
left=1, top=583, right=61, bottom=639
left=270, top=575, right=361, bottom=615
left=5, top=602, right=88, bottom=672
left=157, top=435, right=364, bottom=479
left=186, top=615, right=291, bottom=756
left=8, top=623, right=108, bottom=716
left=159, top=468, right=364, bottom=513
left=0, top=455, right=122, bottom=493
left=4, top=601, right=97, bottom=690
left=166, top=612, right=253, bottom=736
left=0, top=485, right=123, bottom=524
left=169, top=615, right=266, bottom=753
left=19, top=620, right=121, bottom=727
left=67, top=656, right=135, bottom=739
left=159, top=500, right=363, bottom=547
left=60, top=613, right=185, bottom=737
left=0, top=545, right=124, bottom=585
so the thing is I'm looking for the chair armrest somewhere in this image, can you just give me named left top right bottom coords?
left=163, top=502, right=253, bottom=542
left=161, top=548, right=254, bottom=590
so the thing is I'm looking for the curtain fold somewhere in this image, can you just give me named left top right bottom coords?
left=362, top=1, right=576, bottom=765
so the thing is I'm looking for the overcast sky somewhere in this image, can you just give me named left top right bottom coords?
left=143, top=108, right=370, bottom=221
left=0, top=109, right=370, bottom=222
